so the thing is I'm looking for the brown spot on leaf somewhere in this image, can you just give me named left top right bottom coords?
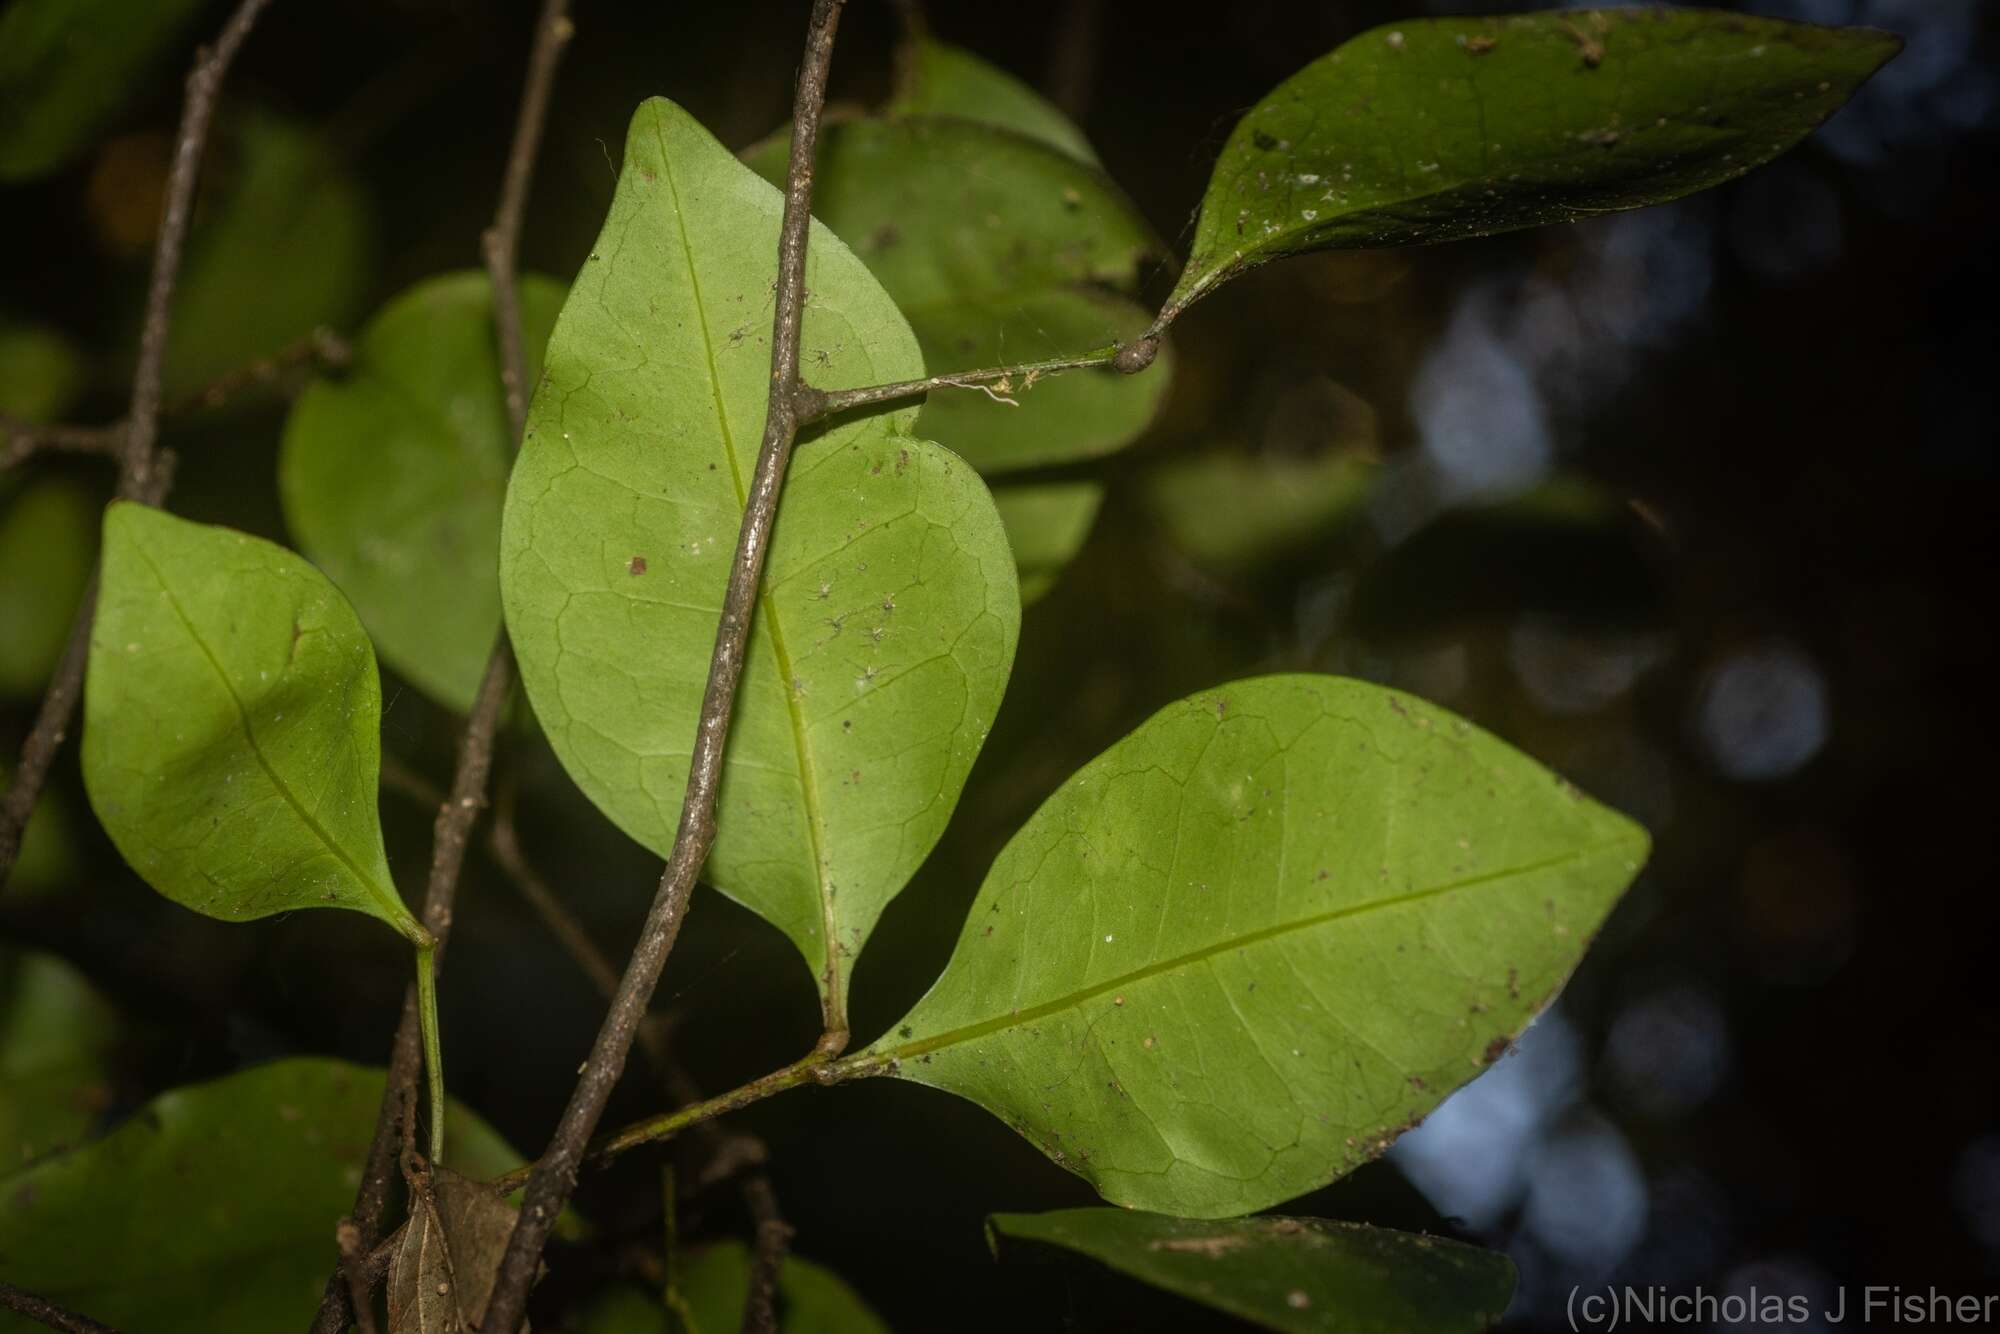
left=628, top=555, right=648, bottom=576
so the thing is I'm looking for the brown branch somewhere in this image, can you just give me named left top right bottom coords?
left=309, top=4, right=572, bottom=1326
left=478, top=4, right=849, bottom=1328
left=0, top=0, right=270, bottom=892
left=335, top=1219, right=384, bottom=1334
left=484, top=0, right=574, bottom=432
left=0, top=1283, right=117, bottom=1334
left=739, top=1173, right=792, bottom=1334
left=796, top=337, right=1156, bottom=423
left=3, top=329, right=349, bottom=473
left=167, top=325, right=352, bottom=417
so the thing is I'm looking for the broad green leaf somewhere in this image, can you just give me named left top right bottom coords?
left=0, top=0, right=207, bottom=181
left=0, top=1058, right=532, bottom=1334
left=747, top=117, right=1168, bottom=475
left=888, top=37, right=1099, bottom=165
left=989, top=1209, right=1515, bottom=1334
left=992, top=478, right=1101, bottom=605
left=0, top=952, right=118, bottom=1168
left=1147, top=450, right=1377, bottom=571
left=81, top=504, right=421, bottom=943
left=0, top=319, right=85, bottom=422
left=1162, top=9, right=1901, bottom=323
left=577, top=1243, right=887, bottom=1334
left=866, top=674, right=1647, bottom=1217
left=280, top=271, right=565, bottom=712
left=500, top=99, right=1018, bottom=1021
left=0, top=477, right=96, bottom=697
left=160, top=109, right=376, bottom=396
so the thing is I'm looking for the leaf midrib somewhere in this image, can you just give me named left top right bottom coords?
left=881, top=833, right=1642, bottom=1065
left=655, top=125, right=843, bottom=1006
left=124, top=536, right=407, bottom=933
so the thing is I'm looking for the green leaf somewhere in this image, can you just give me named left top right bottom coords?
left=888, top=36, right=1099, bottom=165
left=866, top=674, right=1647, bottom=1217
left=81, top=503, right=420, bottom=943
left=1162, top=8, right=1901, bottom=323
left=988, top=1209, right=1515, bottom=1334
left=578, top=1242, right=887, bottom=1334
left=0, top=319, right=85, bottom=422
left=500, top=99, right=1019, bottom=1022
left=280, top=270, right=566, bottom=712
left=1147, top=449, right=1377, bottom=572
left=160, top=109, right=376, bottom=397
left=0, top=952, right=119, bottom=1169
left=991, top=478, right=1101, bottom=605
left=0, top=0, right=207, bottom=181
left=746, top=117, right=1168, bottom=475
left=0, top=477, right=97, bottom=697
left=0, top=1058, right=532, bottom=1334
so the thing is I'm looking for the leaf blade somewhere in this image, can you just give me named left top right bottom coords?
left=280, top=270, right=565, bottom=712
left=873, top=674, right=1647, bottom=1217
left=82, top=504, right=417, bottom=940
left=1165, top=8, right=1901, bottom=321
left=500, top=99, right=1019, bottom=1015
left=989, top=1209, right=1515, bottom=1334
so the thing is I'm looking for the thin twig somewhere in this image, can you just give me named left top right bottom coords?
left=739, top=1173, right=792, bottom=1334
left=0, top=418, right=125, bottom=468
left=479, top=5, right=849, bottom=1328
left=0, top=0, right=269, bottom=891
left=167, top=326, right=352, bottom=416
left=335, top=1219, right=384, bottom=1334
left=478, top=778, right=791, bottom=1331
left=309, top=4, right=572, bottom=1325
left=0, top=1283, right=117, bottom=1334
left=1042, top=0, right=1104, bottom=122
left=484, top=0, right=574, bottom=433
left=797, top=338, right=1156, bottom=423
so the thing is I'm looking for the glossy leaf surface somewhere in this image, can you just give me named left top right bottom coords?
left=989, top=1209, right=1515, bottom=1334
left=501, top=99, right=1018, bottom=1014
left=1164, top=9, right=1901, bottom=321
left=0, top=1059, right=529, bottom=1334
left=281, top=270, right=564, bottom=711
left=747, top=117, right=1167, bottom=474
left=82, top=504, right=421, bottom=942
left=871, top=674, right=1647, bottom=1217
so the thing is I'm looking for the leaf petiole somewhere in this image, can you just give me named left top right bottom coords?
left=413, top=939, right=445, bottom=1163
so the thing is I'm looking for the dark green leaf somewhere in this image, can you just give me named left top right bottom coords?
left=0, top=0, right=207, bottom=180
left=989, top=1209, right=1515, bottom=1334
left=0, top=477, right=96, bottom=697
left=0, top=952, right=118, bottom=1168
left=992, top=478, right=1101, bottom=605
left=888, top=37, right=1099, bottom=164
left=576, top=1242, right=886, bottom=1334
left=0, top=319, right=85, bottom=422
left=747, top=117, right=1168, bottom=475
left=0, top=1058, right=531, bottom=1334
left=868, top=674, right=1647, bottom=1217
left=500, top=99, right=1018, bottom=1022
left=281, top=270, right=565, bottom=712
left=160, top=109, right=376, bottom=396
left=1163, top=9, right=1901, bottom=322
left=1147, top=450, right=1377, bottom=571
left=82, top=504, right=421, bottom=943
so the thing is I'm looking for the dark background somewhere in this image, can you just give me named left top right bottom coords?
left=2, top=0, right=1996, bottom=1329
